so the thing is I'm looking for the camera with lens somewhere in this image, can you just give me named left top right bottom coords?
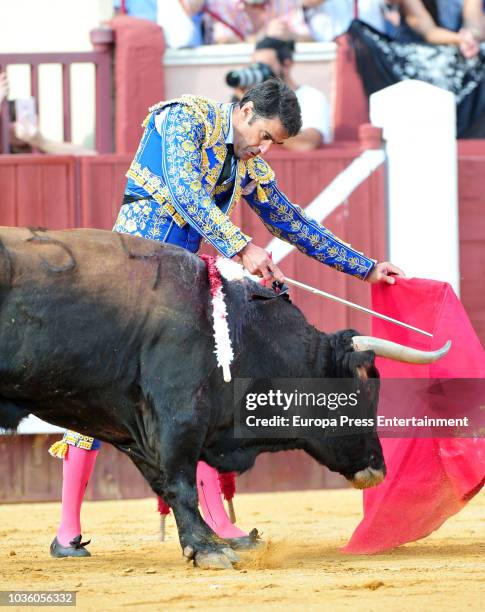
left=225, top=62, right=275, bottom=89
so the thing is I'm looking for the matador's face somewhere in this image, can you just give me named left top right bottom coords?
left=232, top=102, right=289, bottom=161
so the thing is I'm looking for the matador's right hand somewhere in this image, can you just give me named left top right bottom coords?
left=236, top=242, right=285, bottom=284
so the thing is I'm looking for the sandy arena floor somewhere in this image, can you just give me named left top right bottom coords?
left=0, top=489, right=483, bottom=611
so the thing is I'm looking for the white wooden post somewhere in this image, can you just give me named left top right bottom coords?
left=370, top=80, right=460, bottom=294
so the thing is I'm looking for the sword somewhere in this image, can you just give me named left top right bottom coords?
left=284, top=277, right=433, bottom=338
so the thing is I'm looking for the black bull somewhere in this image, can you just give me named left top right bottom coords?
left=0, top=227, right=386, bottom=568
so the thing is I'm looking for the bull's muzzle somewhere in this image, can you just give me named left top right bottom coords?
left=349, top=467, right=385, bottom=489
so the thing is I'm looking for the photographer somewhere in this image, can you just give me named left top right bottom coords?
left=226, top=37, right=331, bottom=149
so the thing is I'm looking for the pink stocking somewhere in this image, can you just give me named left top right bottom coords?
left=196, top=461, right=247, bottom=538
left=56, top=446, right=98, bottom=546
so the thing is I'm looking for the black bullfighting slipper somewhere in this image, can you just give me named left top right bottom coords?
left=50, top=535, right=91, bottom=558
left=225, top=528, right=263, bottom=550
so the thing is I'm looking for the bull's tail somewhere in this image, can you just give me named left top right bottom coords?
left=0, top=398, right=30, bottom=431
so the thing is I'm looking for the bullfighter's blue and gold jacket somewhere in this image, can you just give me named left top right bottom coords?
left=116, top=95, right=376, bottom=279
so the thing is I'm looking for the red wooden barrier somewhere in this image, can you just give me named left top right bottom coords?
left=0, top=155, right=77, bottom=228
left=1, top=147, right=480, bottom=350
left=0, top=434, right=345, bottom=503
left=79, top=154, right=132, bottom=229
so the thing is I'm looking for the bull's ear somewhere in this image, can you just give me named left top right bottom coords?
left=356, top=357, right=378, bottom=381
left=250, top=281, right=292, bottom=303
left=345, top=349, right=378, bottom=381
left=250, top=292, right=275, bottom=302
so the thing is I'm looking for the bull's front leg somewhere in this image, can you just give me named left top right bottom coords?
left=128, top=433, right=239, bottom=569
left=162, top=461, right=240, bottom=569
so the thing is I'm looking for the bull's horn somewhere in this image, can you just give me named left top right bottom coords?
left=352, top=336, right=451, bottom=364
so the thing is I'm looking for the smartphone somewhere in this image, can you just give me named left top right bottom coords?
left=14, top=97, right=37, bottom=130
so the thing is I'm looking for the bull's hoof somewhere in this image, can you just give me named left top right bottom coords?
left=184, top=543, right=239, bottom=569
left=221, top=547, right=240, bottom=563
left=225, top=528, right=262, bottom=550
left=194, top=551, right=236, bottom=570
left=50, top=535, right=91, bottom=558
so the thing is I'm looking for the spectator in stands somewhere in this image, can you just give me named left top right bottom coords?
left=113, top=0, right=316, bottom=46
left=114, top=0, right=204, bottom=48
left=381, top=0, right=483, bottom=54
left=302, top=0, right=388, bottom=41
left=113, top=0, right=157, bottom=20
left=204, top=0, right=312, bottom=44
left=157, top=0, right=204, bottom=48
left=382, top=1, right=402, bottom=37
left=348, top=0, right=485, bottom=137
left=231, top=37, right=330, bottom=147
left=0, top=72, right=96, bottom=155
left=12, top=118, right=96, bottom=156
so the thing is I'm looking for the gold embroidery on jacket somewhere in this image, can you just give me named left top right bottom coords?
left=128, top=97, right=252, bottom=256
